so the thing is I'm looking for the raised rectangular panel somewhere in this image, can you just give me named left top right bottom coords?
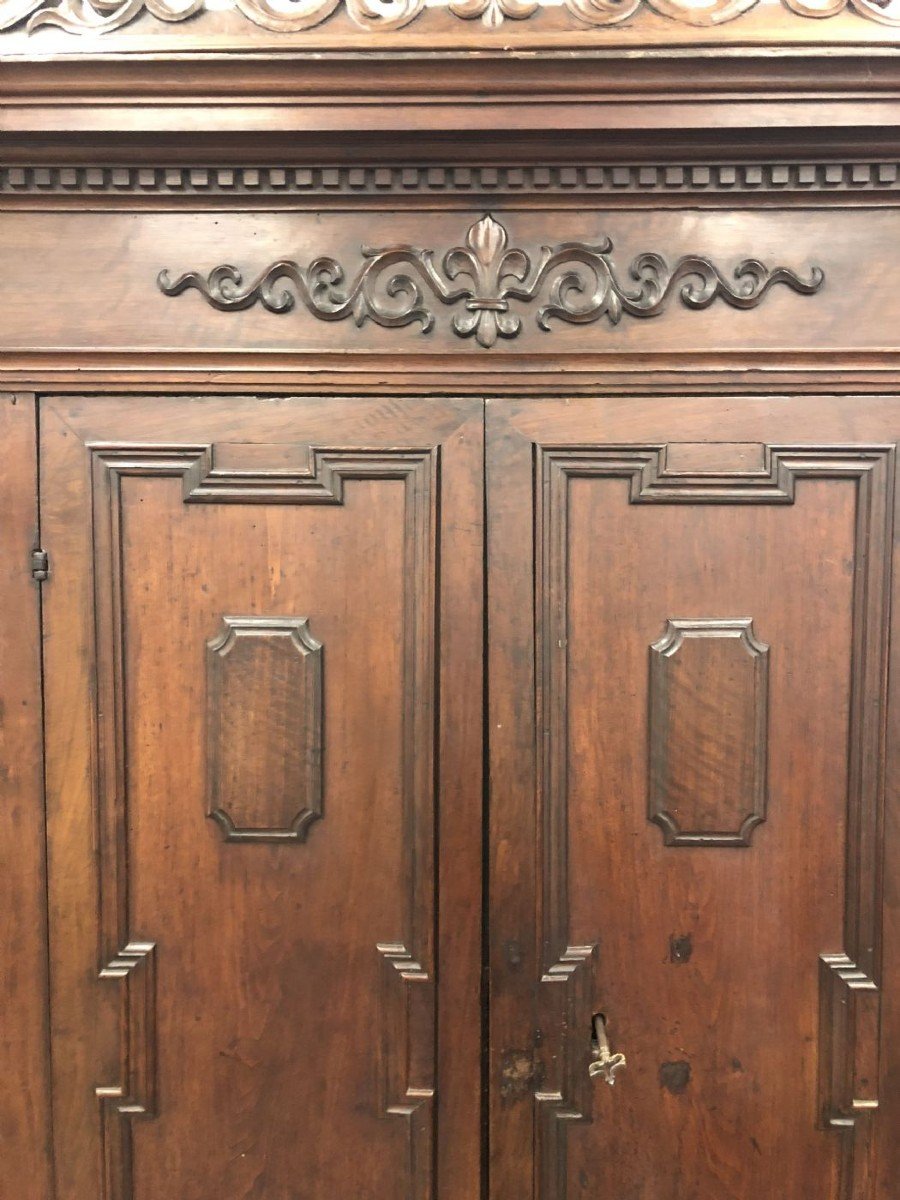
left=648, top=618, right=769, bottom=847
left=662, top=442, right=768, bottom=475
left=206, top=615, right=324, bottom=843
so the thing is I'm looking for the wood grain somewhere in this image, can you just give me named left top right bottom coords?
left=0, top=392, right=53, bottom=1200
left=648, top=617, right=769, bottom=847
left=39, top=394, right=483, bottom=1200
left=206, top=615, right=324, bottom=843
left=488, top=394, right=898, bottom=1200
left=2, top=37, right=900, bottom=1197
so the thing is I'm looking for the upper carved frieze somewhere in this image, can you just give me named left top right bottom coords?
left=157, top=212, right=824, bottom=350
left=2, top=0, right=900, bottom=34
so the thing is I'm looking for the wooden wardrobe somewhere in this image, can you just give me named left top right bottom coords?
left=1, top=5, right=899, bottom=1198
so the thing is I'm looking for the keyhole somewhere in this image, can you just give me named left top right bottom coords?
left=592, top=1012, right=608, bottom=1047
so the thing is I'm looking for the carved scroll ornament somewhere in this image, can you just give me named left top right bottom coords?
left=158, top=213, right=824, bottom=351
left=5, top=0, right=900, bottom=34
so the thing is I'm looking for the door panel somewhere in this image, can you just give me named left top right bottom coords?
left=40, top=394, right=483, bottom=1200
left=487, top=395, right=899, bottom=1200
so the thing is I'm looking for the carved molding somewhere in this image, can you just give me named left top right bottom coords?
left=6, top=163, right=900, bottom=198
left=538, top=443, right=892, bottom=504
left=90, top=441, right=434, bottom=504
left=4, top=0, right=900, bottom=35
left=535, top=944, right=597, bottom=1200
left=89, top=441, right=439, bottom=1200
left=158, top=213, right=823, bottom=350
left=206, top=615, right=324, bottom=844
left=535, top=442, right=893, bottom=1200
left=377, top=942, right=435, bottom=1200
left=96, top=941, right=158, bottom=1200
left=819, top=954, right=879, bottom=1129
left=648, top=617, right=769, bottom=847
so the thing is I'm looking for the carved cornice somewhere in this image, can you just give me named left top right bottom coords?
left=158, top=212, right=823, bottom=349
left=3, top=0, right=900, bottom=33
left=6, top=163, right=900, bottom=200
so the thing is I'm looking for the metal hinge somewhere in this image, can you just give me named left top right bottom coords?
left=31, top=548, right=49, bottom=582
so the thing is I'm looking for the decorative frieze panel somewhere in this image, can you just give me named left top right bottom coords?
left=1, top=206, right=880, bottom=369
left=158, top=213, right=823, bottom=350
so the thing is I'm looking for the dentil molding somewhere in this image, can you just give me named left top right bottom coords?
left=5, top=163, right=900, bottom=199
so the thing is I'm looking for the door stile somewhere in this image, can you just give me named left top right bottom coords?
left=0, top=392, right=55, bottom=1200
left=486, top=399, right=540, bottom=1200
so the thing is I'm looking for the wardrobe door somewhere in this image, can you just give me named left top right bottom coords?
left=39, top=394, right=483, bottom=1200
left=488, top=395, right=900, bottom=1200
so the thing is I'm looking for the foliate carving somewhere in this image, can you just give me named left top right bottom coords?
left=206, top=616, right=324, bottom=844
left=648, top=618, right=769, bottom=848
left=2, top=0, right=423, bottom=33
left=448, top=0, right=538, bottom=26
left=158, top=213, right=823, bottom=351
left=4, top=0, right=900, bottom=34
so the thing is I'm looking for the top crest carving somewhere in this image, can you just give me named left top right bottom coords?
left=3, top=0, right=900, bottom=34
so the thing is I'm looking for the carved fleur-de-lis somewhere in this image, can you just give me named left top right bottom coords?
left=443, top=213, right=533, bottom=348
left=469, top=212, right=505, bottom=266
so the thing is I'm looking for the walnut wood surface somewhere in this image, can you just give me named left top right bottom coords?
left=0, top=207, right=862, bottom=362
left=0, top=393, right=53, bottom=1200
left=648, top=617, right=770, bottom=847
left=2, top=6, right=900, bottom=1195
left=37, top=394, right=483, bottom=1200
left=205, top=614, right=325, bottom=842
left=487, top=394, right=900, bottom=1200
